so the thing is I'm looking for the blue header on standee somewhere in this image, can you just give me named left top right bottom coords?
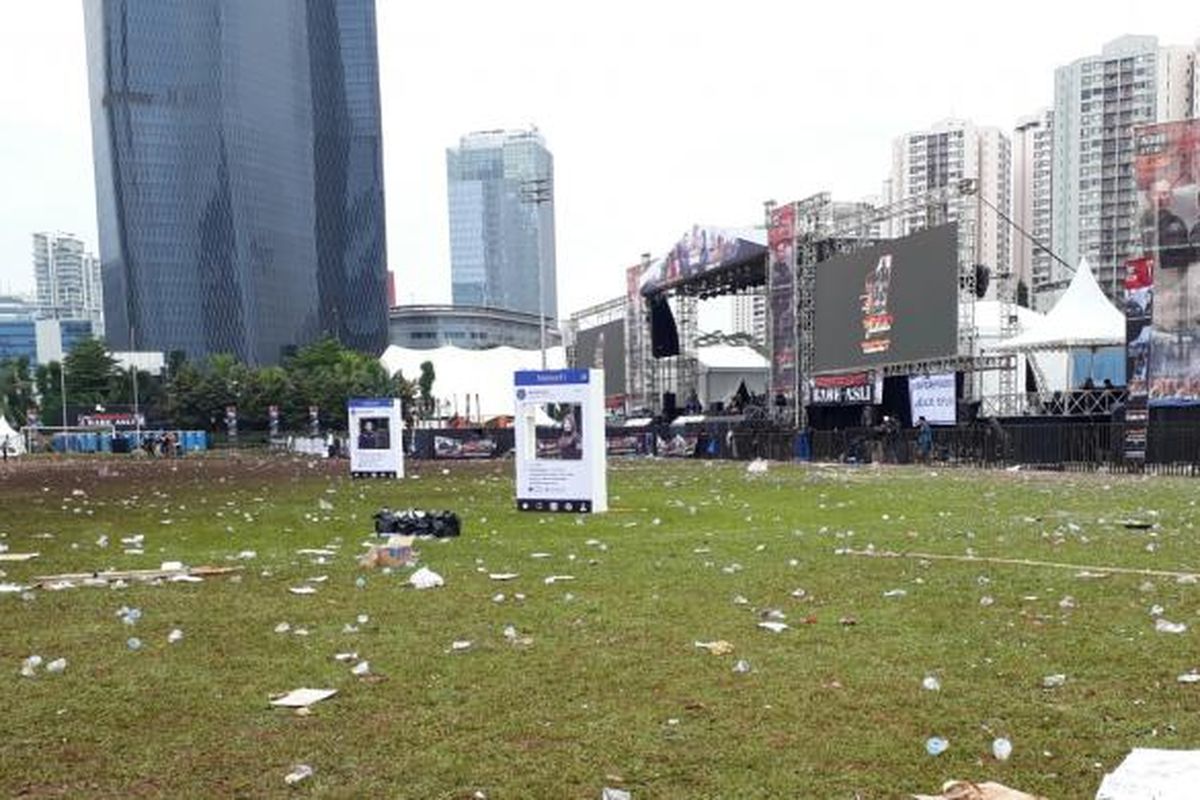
left=514, top=369, right=590, bottom=386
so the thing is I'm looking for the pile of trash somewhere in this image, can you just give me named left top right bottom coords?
left=373, top=508, right=461, bottom=539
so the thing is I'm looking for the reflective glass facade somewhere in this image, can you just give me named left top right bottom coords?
left=447, top=129, right=557, bottom=318
left=84, top=0, right=388, bottom=364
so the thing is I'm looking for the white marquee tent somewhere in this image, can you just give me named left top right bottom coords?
left=379, top=345, right=566, bottom=421
left=695, top=344, right=769, bottom=407
left=0, top=416, right=25, bottom=457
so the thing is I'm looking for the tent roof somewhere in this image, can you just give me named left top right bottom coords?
left=696, top=344, right=769, bottom=371
left=379, top=345, right=566, bottom=419
left=992, top=258, right=1124, bottom=351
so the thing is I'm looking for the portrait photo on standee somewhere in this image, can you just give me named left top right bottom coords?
left=357, top=417, right=391, bottom=451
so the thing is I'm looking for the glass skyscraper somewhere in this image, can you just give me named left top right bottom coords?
left=83, top=0, right=388, bottom=364
left=446, top=128, right=557, bottom=320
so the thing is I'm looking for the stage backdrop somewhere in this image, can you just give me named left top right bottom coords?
left=813, top=224, right=959, bottom=373
left=573, top=318, right=626, bottom=405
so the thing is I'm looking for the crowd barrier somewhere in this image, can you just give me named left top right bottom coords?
left=48, top=430, right=209, bottom=455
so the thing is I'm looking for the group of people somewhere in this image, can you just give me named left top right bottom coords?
left=138, top=432, right=180, bottom=458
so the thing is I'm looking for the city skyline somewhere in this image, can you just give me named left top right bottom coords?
left=1, top=1, right=1198, bottom=321
left=83, top=0, right=388, bottom=364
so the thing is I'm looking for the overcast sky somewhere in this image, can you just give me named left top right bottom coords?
left=0, top=1, right=1196, bottom=317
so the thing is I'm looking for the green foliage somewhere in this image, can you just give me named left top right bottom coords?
left=162, top=337, right=410, bottom=431
left=418, top=360, right=436, bottom=416
left=0, top=356, right=35, bottom=426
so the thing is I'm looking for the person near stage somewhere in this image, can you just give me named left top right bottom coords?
left=916, top=416, right=933, bottom=463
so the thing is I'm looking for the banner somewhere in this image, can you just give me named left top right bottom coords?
left=268, top=405, right=281, bottom=437
left=75, top=410, right=145, bottom=429
left=657, top=432, right=699, bottom=457
left=637, top=226, right=768, bottom=296
left=606, top=432, right=652, bottom=456
left=514, top=369, right=607, bottom=513
left=1124, top=255, right=1153, bottom=459
left=1135, top=120, right=1200, bottom=408
left=908, top=372, right=956, bottom=426
left=810, top=372, right=873, bottom=405
left=224, top=405, right=238, bottom=442
left=308, top=405, right=320, bottom=437
left=348, top=398, right=404, bottom=477
left=433, top=434, right=497, bottom=459
left=768, top=204, right=797, bottom=409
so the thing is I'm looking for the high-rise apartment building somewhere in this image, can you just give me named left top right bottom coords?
left=1051, top=35, right=1197, bottom=303
left=890, top=119, right=1012, bottom=295
left=1012, top=110, right=1055, bottom=308
left=446, top=128, right=557, bottom=321
left=730, top=291, right=767, bottom=346
left=83, top=0, right=389, bottom=364
left=32, top=232, right=105, bottom=335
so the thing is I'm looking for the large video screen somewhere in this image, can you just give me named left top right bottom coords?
left=813, top=224, right=958, bottom=373
left=572, top=318, right=626, bottom=399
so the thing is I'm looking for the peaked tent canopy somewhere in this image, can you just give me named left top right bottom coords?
left=992, top=258, right=1125, bottom=352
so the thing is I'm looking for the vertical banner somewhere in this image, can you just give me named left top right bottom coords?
left=308, top=405, right=320, bottom=437
left=224, top=405, right=238, bottom=442
left=768, top=203, right=797, bottom=413
left=347, top=398, right=404, bottom=478
left=1136, top=121, right=1200, bottom=408
left=268, top=405, right=281, bottom=438
left=513, top=369, right=607, bottom=513
left=1124, top=256, right=1153, bottom=460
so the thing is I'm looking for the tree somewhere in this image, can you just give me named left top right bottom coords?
left=0, top=357, right=34, bottom=426
left=418, top=361, right=436, bottom=417
left=63, top=338, right=120, bottom=410
left=35, top=362, right=64, bottom=427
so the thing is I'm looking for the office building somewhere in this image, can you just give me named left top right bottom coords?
left=890, top=119, right=1012, bottom=295
left=1012, top=109, right=1055, bottom=308
left=83, top=0, right=389, bottom=364
left=446, top=128, right=557, bottom=321
left=1051, top=35, right=1197, bottom=303
left=730, top=292, right=767, bottom=346
left=32, top=232, right=104, bottom=335
left=388, top=304, right=560, bottom=351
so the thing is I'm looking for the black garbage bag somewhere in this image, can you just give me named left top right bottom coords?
left=373, top=508, right=461, bottom=538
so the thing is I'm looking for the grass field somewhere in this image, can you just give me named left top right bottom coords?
left=2, top=455, right=1199, bottom=798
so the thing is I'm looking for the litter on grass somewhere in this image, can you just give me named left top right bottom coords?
left=912, top=780, right=1046, bottom=800
left=284, top=765, right=314, bottom=785
left=758, top=621, right=789, bottom=633
left=489, top=573, right=519, bottom=581
left=409, top=566, right=444, bottom=589
left=1156, top=618, right=1188, bottom=634
left=544, top=575, right=575, bottom=585
left=1042, top=674, right=1067, bottom=689
left=269, top=688, right=337, bottom=708
left=602, top=788, right=631, bottom=800
left=1096, top=748, right=1200, bottom=799
left=693, top=640, right=735, bottom=656
left=992, top=737, right=1013, bottom=761
left=288, top=586, right=317, bottom=596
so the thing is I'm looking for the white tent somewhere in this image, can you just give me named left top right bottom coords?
left=993, top=258, right=1125, bottom=352
left=0, top=416, right=25, bottom=457
left=696, top=344, right=769, bottom=407
left=973, top=300, right=1068, bottom=397
left=379, top=345, right=566, bottom=421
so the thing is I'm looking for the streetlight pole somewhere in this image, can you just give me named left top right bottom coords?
left=59, top=358, right=67, bottom=430
left=520, top=176, right=553, bottom=370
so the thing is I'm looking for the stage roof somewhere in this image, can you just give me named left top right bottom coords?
left=637, top=226, right=768, bottom=298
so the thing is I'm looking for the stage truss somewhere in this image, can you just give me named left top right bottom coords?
left=778, top=181, right=1016, bottom=427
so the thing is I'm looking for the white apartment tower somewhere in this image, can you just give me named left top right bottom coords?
left=1012, top=109, right=1055, bottom=309
left=730, top=291, right=767, bottom=346
left=890, top=119, right=1012, bottom=296
left=1051, top=35, right=1197, bottom=304
left=32, top=232, right=104, bottom=336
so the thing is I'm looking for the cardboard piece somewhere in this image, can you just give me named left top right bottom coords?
left=269, top=688, right=338, bottom=708
left=1095, top=748, right=1200, bottom=799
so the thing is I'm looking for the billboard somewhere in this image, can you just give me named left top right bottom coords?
left=573, top=319, right=626, bottom=403
left=1134, top=120, right=1200, bottom=408
left=768, top=204, right=797, bottom=405
left=514, top=369, right=607, bottom=513
left=348, top=398, right=404, bottom=478
left=813, top=224, right=958, bottom=373
left=637, top=226, right=767, bottom=296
